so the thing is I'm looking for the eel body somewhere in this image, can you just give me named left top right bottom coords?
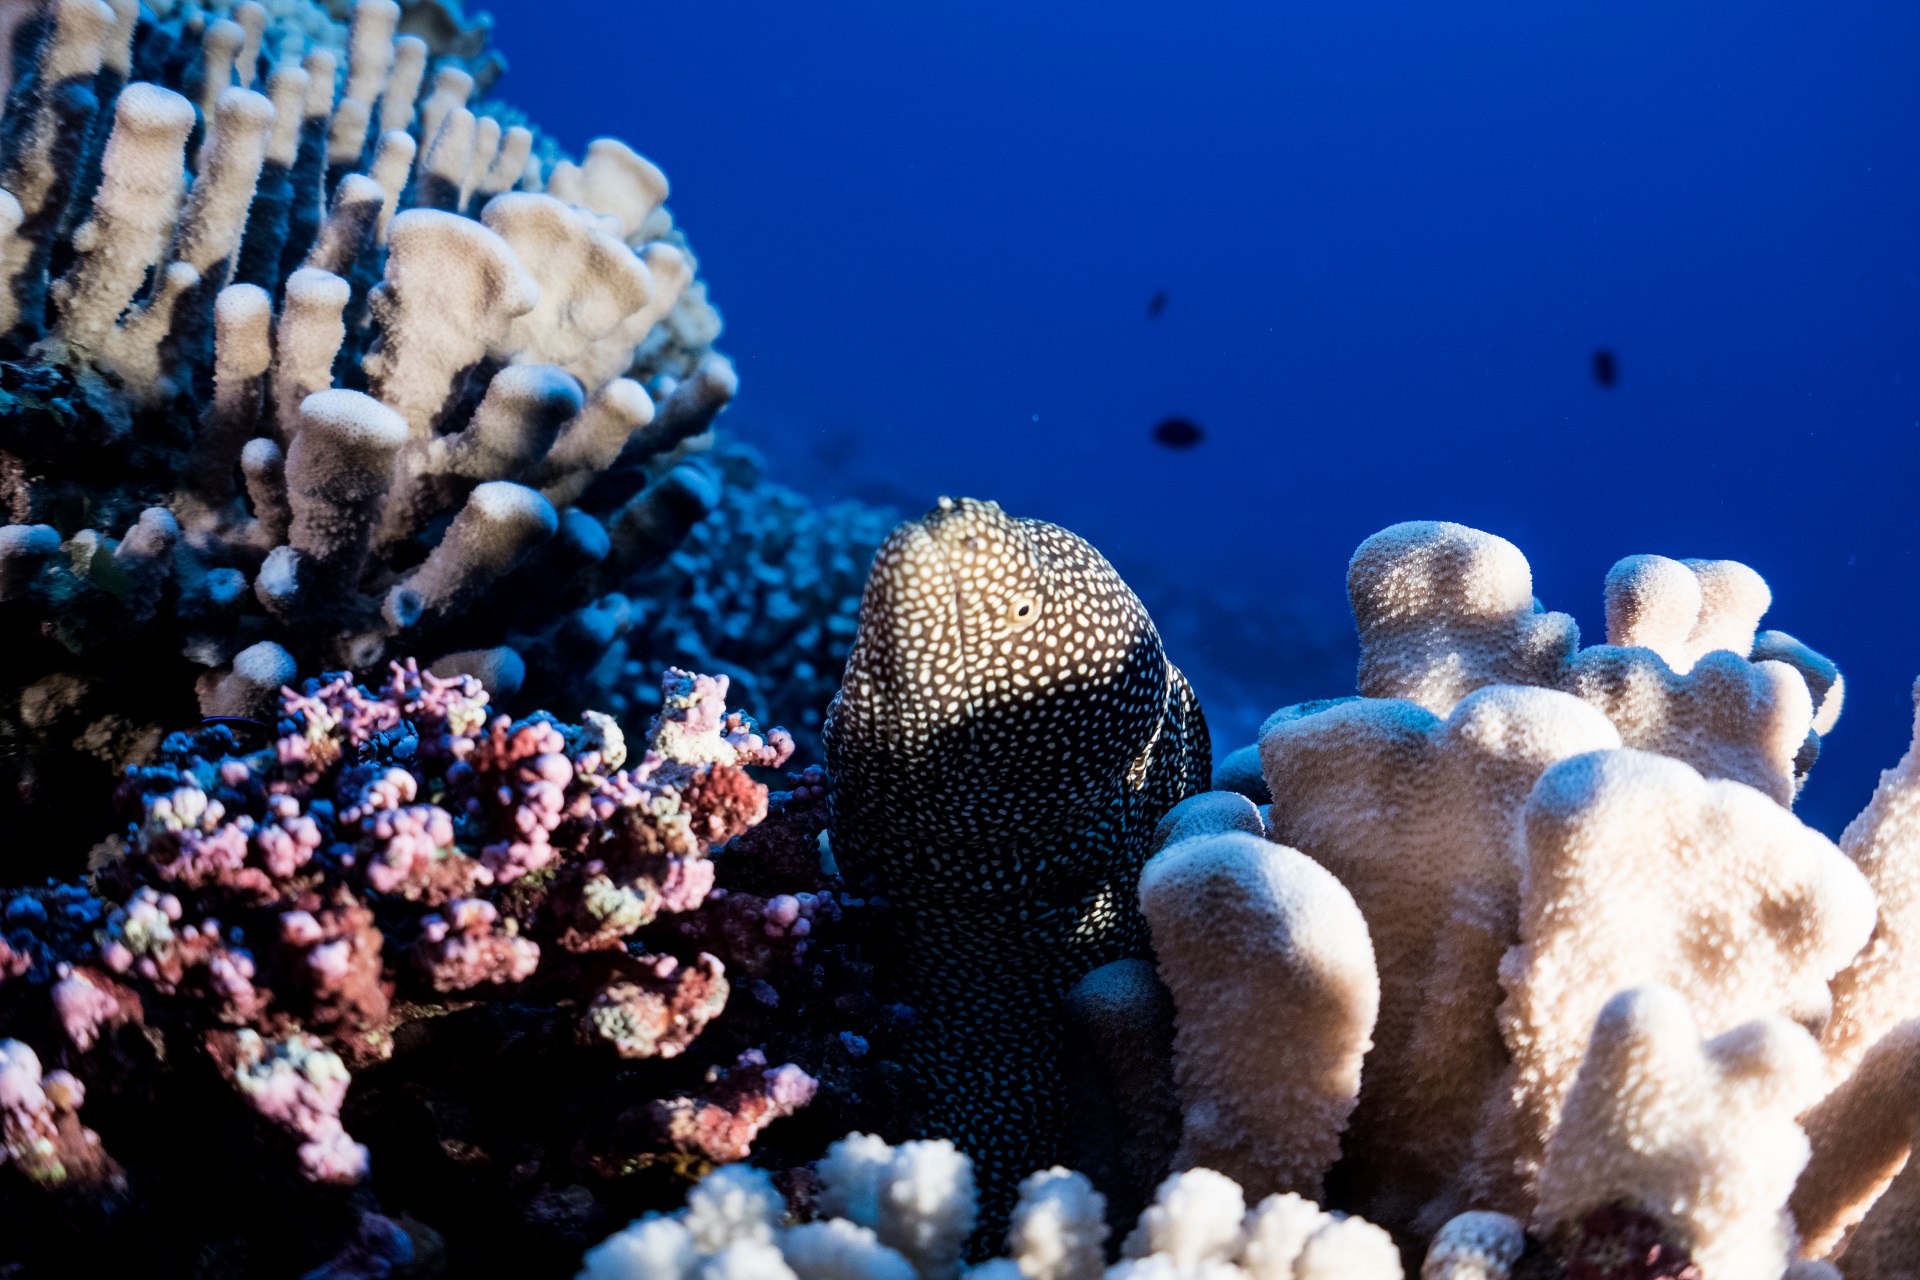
left=824, top=496, right=1210, bottom=1224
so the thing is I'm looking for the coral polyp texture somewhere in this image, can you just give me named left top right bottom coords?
left=0, top=0, right=839, bottom=877
left=1139, top=518, right=1918, bottom=1280
left=0, top=661, right=912, bottom=1270
left=579, top=1137, right=1403, bottom=1280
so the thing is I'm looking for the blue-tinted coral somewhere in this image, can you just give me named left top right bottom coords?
left=0, top=0, right=786, bottom=877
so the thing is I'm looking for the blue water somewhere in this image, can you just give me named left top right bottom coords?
left=481, top=0, right=1920, bottom=836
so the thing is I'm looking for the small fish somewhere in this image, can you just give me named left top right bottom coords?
left=1146, top=290, right=1169, bottom=318
left=1152, top=416, right=1204, bottom=449
left=1592, top=348, right=1619, bottom=388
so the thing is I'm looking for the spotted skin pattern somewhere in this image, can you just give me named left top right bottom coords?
left=824, top=497, right=1210, bottom=1229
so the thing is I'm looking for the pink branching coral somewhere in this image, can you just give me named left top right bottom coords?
left=0, top=1038, right=119, bottom=1190
left=409, top=897, right=538, bottom=991
left=589, top=951, right=731, bottom=1059
left=0, top=658, right=895, bottom=1272
left=643, top=1048, right=821, bottom=1163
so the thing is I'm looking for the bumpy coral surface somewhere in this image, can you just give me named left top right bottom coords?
left=0, top=0, right=905, bottom=883
left=1117, top=520, right=1920, bottom=1280
left=581, top=1137, right=1404, bottom=1280
left=0, top=660, right=909, bottom=1271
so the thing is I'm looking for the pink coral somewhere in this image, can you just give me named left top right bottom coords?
left=353, top=802, right=489, bottom=903
left=0, top=1039, right=118, bottom=1188
left=641, top=1048, right=819, bottom=1162
left=218, top=1029, right=368, bottom=1184
left=275, top=896, right=390, bottom=1056
left=588, top=952, right=729, bottom=1059
left=50, top=966, right=130, bottom=1052
left=410, top=899, right=539, bottom=992
left=470, top=716, right=574, bottom=881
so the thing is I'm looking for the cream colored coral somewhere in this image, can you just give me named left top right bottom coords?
left=1822, top=681, right=1920, bottom=1079
left=386, top=481, right=556, bottom=630
left=1151, top=790, right=1265, bottom=853
left=547, top=137, right=670, bottom=242
left=1603, top=554, right=1771, bottom=673
left=301, top=171, right=384, bottom=274
left=1832, top=1157, right=1920, bottom=1280
left=1259, top=685, right=1619, bottom=1231
left=481, top=192, right=657, bottom=388
left=1005, top=1168, right=1105, bottom=1280
left=1119, top=1171, right=1401, bottom=1280
left=49, top=83, right=196, bottom=353
left=377, top=34, right=428, bottom=135
left=1476, top=749, right=1874, bottom=1214
left=1139, top=832, right=1378, bottom=1200
left=1350, top=521, right=1822, bottom=805
left=1560, top=646, right=1812, bottom=805
left=1534, top=986, right=1822, bottom=1280
left=0, top=0, right=116, bottom=308
left=273, top=268, right=352, bottom=441
left=363, top=208, right=539, bottom=438
left=536, top=377, right=655, bottom=507
left=1348, top=522, right=1580, bottom=715
left=576, top=240, right=694, bottom=389
left=1754, top=631, right=1845, bottom=737
left=327, top=0, right=399, bottom=166
left=1791, top=1018, right=1920, bottom=1260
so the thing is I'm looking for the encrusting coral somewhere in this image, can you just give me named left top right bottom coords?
left=0, top=0, right=882, bottom=882
left=824, top=496, right=1211, bottom=1230
left=0, top=659, right=915, bottom=1270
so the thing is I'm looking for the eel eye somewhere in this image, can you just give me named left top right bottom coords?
left=1004, top=593, right=1041, bottom=632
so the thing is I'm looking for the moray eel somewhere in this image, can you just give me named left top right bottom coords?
left=824, top=496, right=1210, bottom=1229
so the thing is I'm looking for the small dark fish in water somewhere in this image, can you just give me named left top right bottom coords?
left=1152, top=416, right=1204, bottom=449
left=1591, top=348, right=1619, bottom=388
left=1146, top=290, right=1169, bottom=318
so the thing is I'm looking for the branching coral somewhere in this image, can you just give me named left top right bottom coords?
left=1138, top=830, right=1378, bottom=1203
left=0, top=0, right=779, bottom=877
left=0, top=659, right=906, bottom=1271
left=1075, top=518, right=1920, bottom=1280
left=1258, top=684, right=1620, bottom=1232
left=1346, top=522, right=1822, bottom=803
left=581, top=1138, right=1402, bottom=1280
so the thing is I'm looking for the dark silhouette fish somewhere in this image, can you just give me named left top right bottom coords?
left=1152, top=416, right=1203, bottom=449
left=1146, top=290, right=1168, bottom=318
left=1592, top=348, right=1619, bottom=388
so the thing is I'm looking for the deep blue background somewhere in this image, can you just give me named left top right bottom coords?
left=479, top=0, right=1920, bottom=836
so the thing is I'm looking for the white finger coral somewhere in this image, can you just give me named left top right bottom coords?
left=1346, top=521, right=1833, bottom=805
left=0, top=0, right=746, bottom=837
left=1475, top=749, right=1875, bottom=1213
left=1348, top=522, right=1579, bottom=716
left=583, top=1144, right=1399, bottom=1280
left=1822, top=680, right=1920, bottom=1080
left=1532, top=987, right=1824, bottom=1280
left=1138, top=832, right=1378, bottom=1201
left=1791, top=1018, right=1920, bottom=1264
left=1258, top=685, right=1620, bottom=1231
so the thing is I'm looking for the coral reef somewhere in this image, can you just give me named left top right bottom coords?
left=1136, top=519, right=1920, bottom=1279
left=579, top=1136, right=1403, bottom=1280
left=0, top=0, right=796, bottom=880
left=824, top=496, right=1211, bottom=1229
left=0, top=661, right=910, bottom=1272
